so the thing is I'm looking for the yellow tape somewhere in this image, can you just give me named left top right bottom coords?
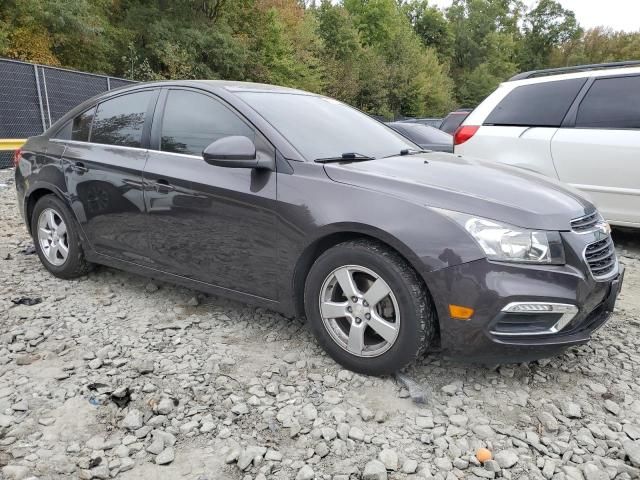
left=0, top=139, right=26, bottom=151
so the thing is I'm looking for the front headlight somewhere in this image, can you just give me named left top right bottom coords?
left=439, top=211, right=565, bottom=264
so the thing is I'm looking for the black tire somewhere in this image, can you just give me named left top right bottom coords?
left=304, top=239, right=436, bottom=375
left=30, top=195, right=93, bottom=279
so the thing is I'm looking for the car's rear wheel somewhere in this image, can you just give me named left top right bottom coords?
left=31, top=195, right=92, bottom=279
left=304, top=239, right=436, bottom=375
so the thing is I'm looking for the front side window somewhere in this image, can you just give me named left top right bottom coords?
left=576, top=76, right=640, bottom=129
left=91, top=91, right=154, bottom=147
left=161, top=90, right=254, bottom=156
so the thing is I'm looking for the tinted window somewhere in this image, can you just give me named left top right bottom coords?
left=53, top=121, right=72, bottom=140
left=440, top=111, right=471, bottom=134
left=390, top=123, right=452, bottom=145
left=161, top=90, right=254, bottom=155
left=576, top=76, right=640, bottom=129
left=70, top=107, right=96, bottom=141
left=485, top=78, right=586, bottom=127
left=91, top=91, right=153, bottom=147
left=237, top=92, right=416, bottom=160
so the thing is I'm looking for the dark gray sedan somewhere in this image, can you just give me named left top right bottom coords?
left=14, top=80, right=623, bottom=375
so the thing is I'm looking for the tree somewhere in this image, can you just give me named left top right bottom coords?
left=402, top=0, right=453, bottom=60
left=519, top=0, right=582, bottom=70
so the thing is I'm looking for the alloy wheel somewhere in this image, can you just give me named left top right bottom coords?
left=37, top=208, right=69, bottom=266
left=319, top=265, right=400, bottom=357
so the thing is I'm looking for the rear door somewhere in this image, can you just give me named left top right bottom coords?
left=142, top=87, right=278, bottom=299
left=457, top=78, right=587, bottom=179
left=551, top=75, right=640, bottom=227
left=61, top=89, right=158, bottom=262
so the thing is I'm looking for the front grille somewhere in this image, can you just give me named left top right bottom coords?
left=571, top=211, right=600, bottom=233
left=584, top=236, right=617, bottom=279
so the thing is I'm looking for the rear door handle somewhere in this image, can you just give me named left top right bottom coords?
left=153, top=179, right=175, bottom=193
left=72, top=161, right=88, bottom=174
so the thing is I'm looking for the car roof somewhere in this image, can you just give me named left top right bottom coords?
left=109, top=79, right=314, bottom=96
left=505, top=66, right=640, bottom=88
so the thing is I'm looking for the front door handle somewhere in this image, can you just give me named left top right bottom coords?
left=153, top=179, right=175, bottom=193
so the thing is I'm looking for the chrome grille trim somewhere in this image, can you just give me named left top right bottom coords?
left=571, top=211, right=601, bottom=233
left=583, top=236, right=618, bottom=280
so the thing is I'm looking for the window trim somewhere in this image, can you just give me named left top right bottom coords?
left=565, top=73, right=640, bottom=131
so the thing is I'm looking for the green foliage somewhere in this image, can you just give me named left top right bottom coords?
left=0, top=0, right=637, bottom=114
left=519, top=0, right=582, bottom=70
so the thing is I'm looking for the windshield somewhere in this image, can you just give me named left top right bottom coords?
left=236, top=92, right=417, bottom=161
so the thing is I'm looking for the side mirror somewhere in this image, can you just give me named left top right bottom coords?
left=203, top=136, right=257, bottom=168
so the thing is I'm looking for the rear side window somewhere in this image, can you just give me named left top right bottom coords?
left=484, top=78, right=586, bottom=127
left=576, top=76, right=640, bottom=129
left=91, top=91, right=154, bottom=147
left=160, top=89, right=254, bottom=156
left=71, top=107, right=96, bottom=141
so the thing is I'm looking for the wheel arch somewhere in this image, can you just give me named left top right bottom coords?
left=24, top=184, right=66, bottom=235
left=291, top=225, right=436, bottom=319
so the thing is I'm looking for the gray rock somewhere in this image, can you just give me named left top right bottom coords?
left=156, top=398, right=174, bottom=415
left=1, top=465, right=30, bottom=480
left=155, top=447, right=175, bottom=465
left=296, top=465, right=314, bottom=480
left=494, top=449, right=519, bottom=469
left=434, top=457, right=453, bottom=471
left=623, top=440, right=640, bottom=467
left=122, top=409, right=144, bottom=430
left=561, top=401, right=583, bottom=419
left=379, top=448, right=398, bottom=471
left=146, top=438, right=164, bottom=455
left=133, top=358, right=154, bottom=374
left=363, top=459, right=388, bottom=480
left=402, top=459, right=418, bottom=474
left=348, top=426, right=364, bottom=441
left=302, top=403, right=317, bottom=421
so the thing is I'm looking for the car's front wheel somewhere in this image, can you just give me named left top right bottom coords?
left=31, top=195, right=92, bottom=279
left=304, top=240, right=436, bottom=375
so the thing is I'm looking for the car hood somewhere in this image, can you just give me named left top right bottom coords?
left=323, top=152, right=594, bottom=231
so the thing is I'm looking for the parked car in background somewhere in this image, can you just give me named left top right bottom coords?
left=439, top=108, right=473, bottom=134
left=386, top=122, right=453, bottom=152
left=15, top=80, right=623, bottom=375
left=398, top=117, right=443, bottom=129
left=455, top=61, right=640, bottom=228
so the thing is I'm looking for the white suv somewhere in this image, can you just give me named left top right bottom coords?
left=454, top=62, right=640, bottom=228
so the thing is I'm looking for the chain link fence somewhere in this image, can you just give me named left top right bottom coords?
left=0, top=58, right=135, bottom=168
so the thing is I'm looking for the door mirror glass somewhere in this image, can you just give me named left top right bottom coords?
left=202, top=136, right=257, bottom=168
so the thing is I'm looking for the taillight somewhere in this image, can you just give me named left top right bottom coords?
left=12, top=148, right=22, bottom=167
left=453, top=126, right=479, bottom=146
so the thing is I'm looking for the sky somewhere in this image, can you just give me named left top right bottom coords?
left=430, top=0, right=640, bottom=32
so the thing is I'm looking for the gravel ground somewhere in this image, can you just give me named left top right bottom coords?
left=1, top=167, right=640, bottom=480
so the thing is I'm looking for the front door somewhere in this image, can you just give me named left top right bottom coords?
left=142, top=88, right=278, bottom=300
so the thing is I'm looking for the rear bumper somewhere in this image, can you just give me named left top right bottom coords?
left=425, top=259, right=623, bottom=363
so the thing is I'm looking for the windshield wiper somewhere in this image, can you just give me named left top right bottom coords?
left=380, top=148, right=430, bottom=159
left=314, top=152, right=376, bottom=163
left=400, top=148, right=430, bottom=155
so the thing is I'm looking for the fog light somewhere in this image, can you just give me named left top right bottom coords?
left=492, top=302, right=579, bottom=336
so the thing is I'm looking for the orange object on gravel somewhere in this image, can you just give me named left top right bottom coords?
left=476, top=448, right=492, bottom=463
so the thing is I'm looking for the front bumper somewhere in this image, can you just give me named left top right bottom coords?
left=425, top=258, right=624, bottom=363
